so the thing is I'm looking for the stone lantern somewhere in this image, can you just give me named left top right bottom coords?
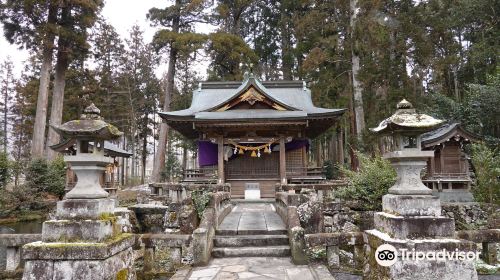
left=22, top=104, right=135, bottom=280
left=51, top=103, right=122, bottom=199
left=370, top=99, right=444, bottom=213
left=364, top=100, right=478, bottom=280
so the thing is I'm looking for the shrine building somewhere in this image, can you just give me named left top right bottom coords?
left=159, top=74, right=346, bottom=198
left=421, top=122, right=480, bottom=202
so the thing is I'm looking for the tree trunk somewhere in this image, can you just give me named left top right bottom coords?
left=3, top=86, right=7, bottom=154
left=151, top=6, right=179, bottom=182
left=121, top=136, right=126, bottom=185
left=350, top=0, right=365, bottom=139
left=31, top=3, right=58, bottom=159
left=280, top=4, right=293, bottom=80
left=141, top=123, right=147, bottom=184
left=348, top=67, right=359, bottom=171
left=46, top=18, right=70, bottom=161
left=453, top=66, right=459, bottom=100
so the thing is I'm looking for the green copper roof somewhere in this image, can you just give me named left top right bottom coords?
left=371, top=99, right=444, bottom=134
left=51, top=103, right=123, bottom=140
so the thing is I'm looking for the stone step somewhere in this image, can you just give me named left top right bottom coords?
left=215, top=228, right=288, bottom=235
left=214, top=234, right=289, bottom=247
left=212, top=245, right=291, bottom=258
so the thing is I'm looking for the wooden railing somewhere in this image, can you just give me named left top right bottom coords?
left=226, top=168, right=279, bottom=179
left=287, top=167, right=326, bottom=184
left=182, top=166, right=326, bottom=182
left=423, top=173, right=471, bottom=181
left=182, top=167, right=217, bottom=183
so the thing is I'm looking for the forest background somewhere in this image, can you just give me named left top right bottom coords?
left=0, top=0, right=498, bottom=214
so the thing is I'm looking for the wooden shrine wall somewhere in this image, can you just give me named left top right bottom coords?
left=226, top=148, right=305, bottom=198
left=225, top=148, right=304, bottom=179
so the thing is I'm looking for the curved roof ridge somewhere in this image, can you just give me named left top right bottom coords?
left=421, top=122, right=481, bottom=147
left=204, top=74, right=301, bottom=112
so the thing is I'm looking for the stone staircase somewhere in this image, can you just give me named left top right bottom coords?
left=211, top=204, right=291, bottom=258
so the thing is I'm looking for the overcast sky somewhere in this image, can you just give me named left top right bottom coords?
left=0, top=0, right=211, bottom=78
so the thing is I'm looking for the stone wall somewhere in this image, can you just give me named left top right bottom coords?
left=275, top=191, right=308, bottom=265
left=140, top=234, right=192, bottom=279
left=192, top=191, right=232, bottom=266
left=442, top=203, right=499, bottom=230
left=323, top=202, right=375, bottom=234
left=304, top=232, right=364, bottom=275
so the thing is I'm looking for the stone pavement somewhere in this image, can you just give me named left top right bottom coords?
left=187, top=202, right=335, bottom=279
left=217, top=203, right=287, bottom=235
left=188, top=257, right=334, bottom=280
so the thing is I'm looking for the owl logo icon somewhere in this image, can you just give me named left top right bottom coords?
left=375, top=244, right=398, bottom=266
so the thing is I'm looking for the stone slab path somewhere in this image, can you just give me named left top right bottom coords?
left=217, top=203, right=287, bottom=235
left=188, top=257, right=334, bottom=280
left=187, top=202, right=335, bottom=280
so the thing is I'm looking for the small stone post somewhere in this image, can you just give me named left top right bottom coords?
left=5, top=246, right=21, bottom=271
left=22, top=104, right=136, bottom=280
left=364, top=100, right=478, bottom=280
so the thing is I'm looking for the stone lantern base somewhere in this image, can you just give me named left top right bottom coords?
left=22, top=235, right=135, bottom=280
left=364, top=195, right=478, bottom=280
left=22, top=198, right=136, bottom=280
left=364, top=229, right=478, bottom=280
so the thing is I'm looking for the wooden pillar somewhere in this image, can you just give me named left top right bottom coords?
left=429, top=156, right=435, bottom=176
left=302, top=146, right=307, bottom=175
left=439, top=147, right=445, bottom=174
left=338, top=127, right=344, bottom=166
left=217, top=135, right=224, bottom=183
left=280, top=136, right=286, bottom=184
left=111, top=162, right=116, bottom=187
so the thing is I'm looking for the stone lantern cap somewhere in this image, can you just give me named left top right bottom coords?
left=51, top=103, right=123, bottom=140
left=370, top=99, right=444, bottom=134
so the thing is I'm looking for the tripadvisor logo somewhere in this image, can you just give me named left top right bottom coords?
left=375, top=244, right=397, bottom=267
left=375, top=244, right=481, bottom=267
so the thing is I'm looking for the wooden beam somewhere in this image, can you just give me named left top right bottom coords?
left=279, top=136, right=286, bottom=184
left=429, top=155, right=435, bottom=176
left=302, top=145, right=307, bottom=172
left=218, top=135, right=224, bottom=183
left=439, top=147, right=445, bottom=173
left=338, top=127, right=344, bottom=166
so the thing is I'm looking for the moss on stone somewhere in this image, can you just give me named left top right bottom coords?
left=306, top=245, right=326, bottom=261
left=116, top=268, right=128, bottom=280
left=99, top=212, right=117, bottom=223
left=153, top=247, right=173, bottom=272
left=25, top=233, right=134, bottom=249
left=107, top=124, right=122, bottom=136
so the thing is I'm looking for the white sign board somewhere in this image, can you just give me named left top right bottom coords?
left=244, top=183, right=261, bottom=199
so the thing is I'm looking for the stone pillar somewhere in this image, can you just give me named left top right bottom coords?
left=5, top=246, right=21, bottom=271
left=326, top=245, right=340, bottom=269
left=482, top=242, right=498, bottom=265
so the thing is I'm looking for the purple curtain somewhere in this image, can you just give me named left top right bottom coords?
left=285, top=139, right=310, bottom=152
left=198, top=141, right=218, bottom=166
left=198, top=139, right=310, bottom=166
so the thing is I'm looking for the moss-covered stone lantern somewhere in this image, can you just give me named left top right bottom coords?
left=51, top=103, right=123, bottom=199
left=22, top=104, right=136, bottom=280
left=364, top=100, right=477, bottom=280
left=370, top=99, right=444, bottom=195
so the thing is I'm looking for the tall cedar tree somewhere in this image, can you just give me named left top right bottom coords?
left=207, top=0, right=257, bottom=80
left=0, top=58, right=14, bottom=153
left=148, top=0, right=208, bottom=182
left=121, top=25, right=161, bottom=183
left=46, top=0, right=103, bottom=160
left=0, top=0, right=58, bottom=158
